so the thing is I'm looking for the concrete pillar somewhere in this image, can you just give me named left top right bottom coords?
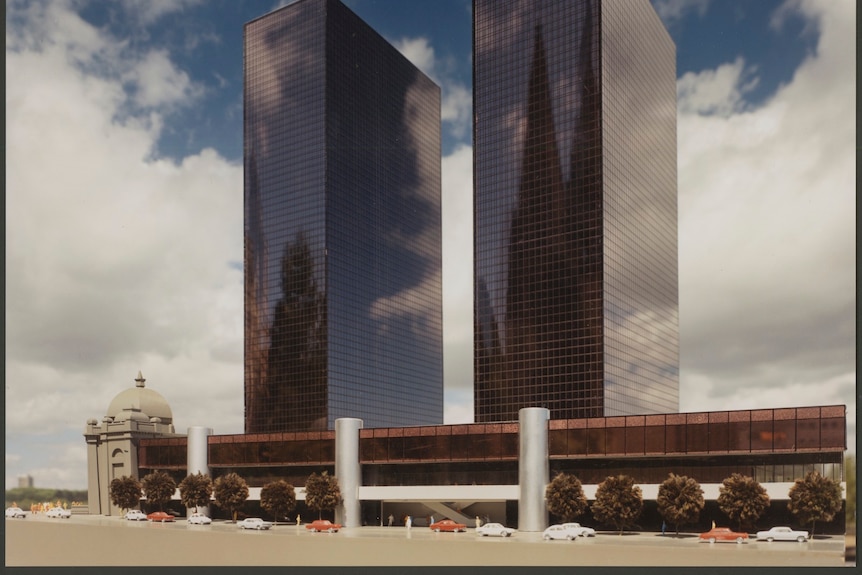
left=335, top=418, right=363, bottom=528
left=187, top=426, right=213, bottom=516
left=518, top=407, right=550, bottom=532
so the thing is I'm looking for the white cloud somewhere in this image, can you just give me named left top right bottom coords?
left=394, top=37, right=437, bottom=78
left=677, top=57, right=759, bottom=116
left=394, top=35, right=473, bottom=143
left=6, top=0, right=245, bottom=471
left=652, top=0, right=710, bottom=25
left=123, top=48, right=205, bottom=109
left=677, top=0, right=855, bottom=437
left=121, top=0, right=206, bottom=26
left=441, top=145, right=474, bottom=401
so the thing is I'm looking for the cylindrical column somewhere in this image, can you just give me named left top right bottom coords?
left=518, top=407, right=550, bottom=532
left=335, top=418, right=363, bottom=528
left=187, top=426, right=213, bottom=517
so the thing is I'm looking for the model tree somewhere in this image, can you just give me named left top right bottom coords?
left=545, top=472, right=588, bottom=522
left=787, top=470, right=843, bottom=536
left=656, top=473, right=705, bottom=536
left=178, top=472, right=213, bottom=514
left=109, top=475, right=142, bottom=516
left=260, top=480, right=297, bottom=526
left=305, top=471, right=341, bottom=520
left=717, top=473, right=770, bottom=531
left=141, top=470, right=177, bottom=512
left=213, top=472, right=250, bottom=523
left=591, top=474, right=643, bottom=535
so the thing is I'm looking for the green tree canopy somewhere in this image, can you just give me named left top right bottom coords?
left=213, top=472, right=249, bottom=523
left=178, top=472, right=213, bottom=513
left=305, top=471, right=341, bottom=520
left=545, top=473, right=588, bottom=522
left=591, top=475, right=643, bottom=535
left=260, top=480, right=297, bottom=526
left=717, top=473, right=770, bottom=531
left=787, top=470, right=843, bottom=536
left=141, top=471, right=176, bottom=512
left=656, top=473, right=705, bottom=536
left=109, top=476, right=142, bottom=515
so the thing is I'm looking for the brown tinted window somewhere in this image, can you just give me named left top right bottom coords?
left=644, top=426, right=664, bottom=453
left=751, top=421, right=773, bottom=450
left=567, top=429, right=587, bottom=455
left=450, top=434, right=471, bottom=459
left=549, top=429, right=568, bottom=456
left=708, top=422, right=729, bottom=452
left=587, top=428, right=605, bottom=454
left=626, top=426, right=645, bottom=454
left=606, top=427, right=625, bottom=454
left=666, top=425, right=685, bottom=453
left=728, top=421, right=751, bottom=451
left=773, top=420, right=796, bottom=450
left=821, top=418, right=845, bottom=448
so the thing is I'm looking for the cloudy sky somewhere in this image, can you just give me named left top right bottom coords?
left=6, top=0, right=855, bottom=490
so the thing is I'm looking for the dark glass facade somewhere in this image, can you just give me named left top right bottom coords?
left=244, top=0, right=443, bottom=432
left=473, top=0, right=678, bottom=422
left=139, top=404, right=846, bottom=486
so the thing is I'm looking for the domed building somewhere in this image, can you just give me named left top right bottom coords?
left=84, top=372, right=182, bottom=516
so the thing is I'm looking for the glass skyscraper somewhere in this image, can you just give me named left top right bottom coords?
left=474, top=0, right=679, bottom=422
left=244, top=0, right=443, bottom=433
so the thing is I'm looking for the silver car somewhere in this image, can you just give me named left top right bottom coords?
left=755, top=526, right=809, bottom=542
left=542, top=524, right=580, bottom=541
left=476, top=522, right=516, bottom=537
left=561, top=522, right=596, bottom=537
left=237, top=517, right=272, bottom=530
left=187, top=512, right=212, bottom=525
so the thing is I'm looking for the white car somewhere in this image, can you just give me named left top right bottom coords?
left=187, top=512, right=212, bottom=525
left=237, top=517, right=272, bottom=530
left=5, top=507, right=26, bottom=519
left=561, top=522, right=596, bottom=537
left=476, top=522, right=516, bottom=537
left=542, top=524, right=580, bottom=541
left=125, top=510, right=147, bottom=521
left=755, top=526, right=809, bottom=542
left=46, top=507, right=72, bottom=519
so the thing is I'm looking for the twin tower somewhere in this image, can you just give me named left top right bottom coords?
left=243, top=0, right=678, bottom=434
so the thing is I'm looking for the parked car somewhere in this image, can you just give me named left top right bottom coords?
left=429, top=519, right=467, bottom=532
left=46, top=507, right=72, bottom=519
left=699, top=527, right=748, bottom=544
left=561, top=522, right=596, bottom=537
left=237, top=517, right=272, bottom=530
left=306, top=519, right=342, bottom=533
left=5, top=507, right=26, bottom=519
left=542, top=524, right=581, bottom=541
left=476, top=522, right=515, bottom=537
left=755, top=526, right=809, bottom=542
left=187, top=512, right=212, bottom=525
left=147, top=511, right=175, bottom=523
left=125, top=510, right=147, bottom=521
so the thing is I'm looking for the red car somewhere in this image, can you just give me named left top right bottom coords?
left=147, top=511, right=175, bottom=523
left=429, top=519, right=467, bottom=532
left=699, top=527, right=748, bottom=544
left=305, top=519, right=342, bottom=533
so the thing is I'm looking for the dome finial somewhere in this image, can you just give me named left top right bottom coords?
left=135, top=371, right=146, bottom=388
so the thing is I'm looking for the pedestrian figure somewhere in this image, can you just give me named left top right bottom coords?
left=296, top=514, right=301, bottom=526
left=388, top=513, right=394, bottom=527
left=475, top=516, right=482, bottom=529
left=661, top=521, right=666, bottom=536
left=406, top=515, right=412, bottom=529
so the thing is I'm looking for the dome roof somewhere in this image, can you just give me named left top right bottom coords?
left=107, top=371, right=173, bottom=424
